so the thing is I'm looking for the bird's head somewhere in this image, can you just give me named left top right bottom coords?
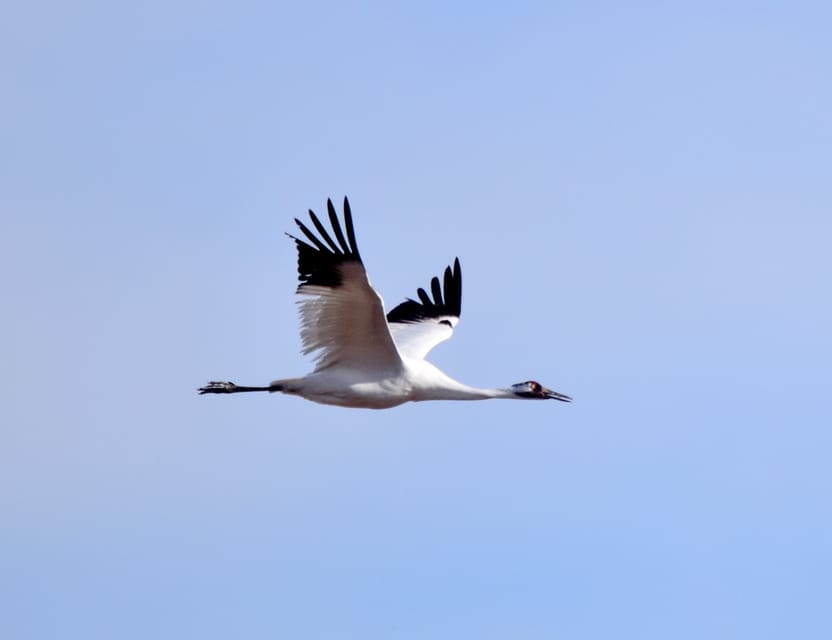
left=510, top=380, right=572, bottom=402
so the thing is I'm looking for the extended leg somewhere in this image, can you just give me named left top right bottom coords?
left=198, top=381, right=271, bottom=395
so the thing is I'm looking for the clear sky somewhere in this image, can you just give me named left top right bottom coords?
left=3, top=2, right=831, bottom=638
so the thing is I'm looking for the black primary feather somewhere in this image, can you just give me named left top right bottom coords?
left=287, top=197, right=362, bottom=289
left=387, top=258, right=462, bottom=324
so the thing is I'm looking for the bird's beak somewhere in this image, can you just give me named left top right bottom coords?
left=544, top=388, right=572, bottom=402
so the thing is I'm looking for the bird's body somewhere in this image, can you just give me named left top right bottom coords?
left=271, top=358, right=505, bottom=409
left=199, top=197, right=571, bottom=409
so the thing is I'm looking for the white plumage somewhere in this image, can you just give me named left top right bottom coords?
left=199, top=197, right=571, bottom=409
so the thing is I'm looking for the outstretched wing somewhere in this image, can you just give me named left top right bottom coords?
left=288, top=197, right=403, bottom=373
left=386, top=258, right=462, bottom=360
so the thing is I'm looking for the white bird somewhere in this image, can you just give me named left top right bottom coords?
left=199, top=197, right=571, bottom=409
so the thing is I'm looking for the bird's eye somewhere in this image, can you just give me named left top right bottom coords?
left=530, top=382, right=540, bottom=392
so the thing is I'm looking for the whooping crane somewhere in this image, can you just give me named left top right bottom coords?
left=199, top=197, right=572, bottom=409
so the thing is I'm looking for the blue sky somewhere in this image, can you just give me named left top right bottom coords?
left=3, top=2, right=831, bottom=638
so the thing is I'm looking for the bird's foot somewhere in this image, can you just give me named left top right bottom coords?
left=198, top=381, right=238, bottom=394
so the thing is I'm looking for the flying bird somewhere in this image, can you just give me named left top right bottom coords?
left=199, top=197, right=571, bottom=409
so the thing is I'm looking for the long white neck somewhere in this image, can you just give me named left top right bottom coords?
left=407, top=359, right=516, bottom=402
left=415, top=384, right=515, bottom=402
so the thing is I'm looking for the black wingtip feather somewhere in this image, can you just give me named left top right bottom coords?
left=343, top=197, right=359, bottom=256
left=294, top=218, right=330, bottom=253
left=430, top=276, right=443, bottom=306
left=308, top=210, right=341, bottom=254
left=386, top=258, right=463, bottom=325
left=290, top=197, right=363, bottom=288
left=327, top=199, right=351, bottom=254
